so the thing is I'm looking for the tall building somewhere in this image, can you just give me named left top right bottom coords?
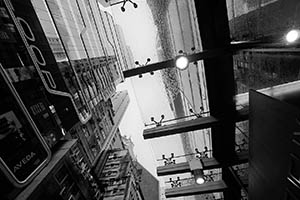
left=0, top=0, right=132, bottom=199
left=110, top=129, right=125, bottom=150
left=122, top=135, right=136, bottom=161
left=103, top=11, right=126, bottom=84
left=135, top=162, right=160, bottom=200
left=115, top=24, right=136, bottom=70
left=102, top=91, right=130, bottom=151
left=126, top=45, right=135, bottom=69
left=111, top=91, right=130, bottom=127
left=96, top=149, right=144, bottom=200
left=12, top=140, right=102, bottom=200
left=121, top=134, right=160, bottom=200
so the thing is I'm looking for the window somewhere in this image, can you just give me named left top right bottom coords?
left=105, top=170, right=117, bottom=177
left=55, top=166, right=68, bottom=184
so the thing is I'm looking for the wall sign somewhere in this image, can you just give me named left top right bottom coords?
left=0, top=66, right=51, bottom=187
left=3, top=0, right=81, bottom=130
left=0, top=0, right=65, bottom=148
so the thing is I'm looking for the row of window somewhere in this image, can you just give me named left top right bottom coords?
left=31, top=0, right=122, bottom=123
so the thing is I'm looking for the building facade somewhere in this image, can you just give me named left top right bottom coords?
left=13, top=140, right=102, bottom=200
left=115, top=24, right=135, bottom=71
left=97, top=149, right=143, bottom=200
left=0, top=0, right=131, bottom=199
left=111, top=91, right=130, bottom=127
left=122, top=135, right=136, bottom=161
left=135, top=162, right=160, bottom=200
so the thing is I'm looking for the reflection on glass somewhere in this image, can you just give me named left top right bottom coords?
left=0, top=78, right=49, bottom=183
left=31, top=0, right=91, bottom=122
left=0, top=1, right=64, bottom=148
left=234, top=52, right=300, bottom=94
left=31, top=0, right=123, bottom=161
left=37, top=0, right=118, bottom=108
left=226, top=0, right=300, bottom=94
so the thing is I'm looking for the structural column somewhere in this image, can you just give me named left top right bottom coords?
left=195, top=0, right=236, bottom=164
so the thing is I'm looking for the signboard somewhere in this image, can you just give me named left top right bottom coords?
left=2, top=0, right=80, bottom=131
left=0, top=66, right=51, bottom=187
left=0, top=0, right=65, bottom=148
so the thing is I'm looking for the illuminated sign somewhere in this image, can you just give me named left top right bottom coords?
left=0, top=66, right=51, bottom=187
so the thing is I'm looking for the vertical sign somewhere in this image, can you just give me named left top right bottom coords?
left=3, top=0, right=80, bottom=130
left=0, top=66, right=51, bottom=187
left=0, top=0, right=64, bottom=148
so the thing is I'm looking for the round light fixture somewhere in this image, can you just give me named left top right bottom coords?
left=193, top=168, right=205, bottom=185
left=286, top=29, right=300, bottom=43
left=175, top=56, right=189, bottom=70
left=196, top=177, right=205, bottom=185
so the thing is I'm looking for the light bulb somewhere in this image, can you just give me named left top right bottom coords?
left=175, top=56, right=189, bottom=70
left=286, top=29, right=300, bottom=43
left=196, top=177, right=205, bottom=184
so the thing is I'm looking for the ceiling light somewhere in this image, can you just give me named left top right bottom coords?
left=175, top=56, right=189, bottom=70
left=196, top=177, right=205, bottom=185
left=286, top=29, right=300, bottom=43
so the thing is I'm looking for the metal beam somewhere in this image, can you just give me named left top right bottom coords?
left=157, top=157, right=219, bottom=177
left=223, top=167, right=242, bottom=199
left=157, top=151, right=248, bottom=176
left=123, top=59, right=175, bottom=78
left=143, top=107, right=248, bottom=140
left=228, top=166, right=248, bottom=194
left=144, top=116, right=218, bottom=139
left=122, top=42, right=291, bottom=79
left=123, top=48, right=229, bottom=78
left=165, top=180, right=227, bottom=198
left=240, top=48, right=300, bottom=53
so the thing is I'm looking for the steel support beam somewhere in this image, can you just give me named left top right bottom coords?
left=195, top=0, right=236, bottom=166
left=157, top=157, right=219, bottom=177
left=123, top=48, right=229, bottom=78
left=157, top=151, right=248, bottom=176
left=123, top=42, right=291, bottom=79
left=165, top=180, right=227, bottom=198
left=228, top=166, right=248, bottom=193
left=123, top=59, right=175, bottom=78
left=195, top=1, right=238, bottom=199
left=223, top=167, right=242, bottom=199
left=143, top=116, right=218, bottom=140
left=143, top=107, right=248, bottom=140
